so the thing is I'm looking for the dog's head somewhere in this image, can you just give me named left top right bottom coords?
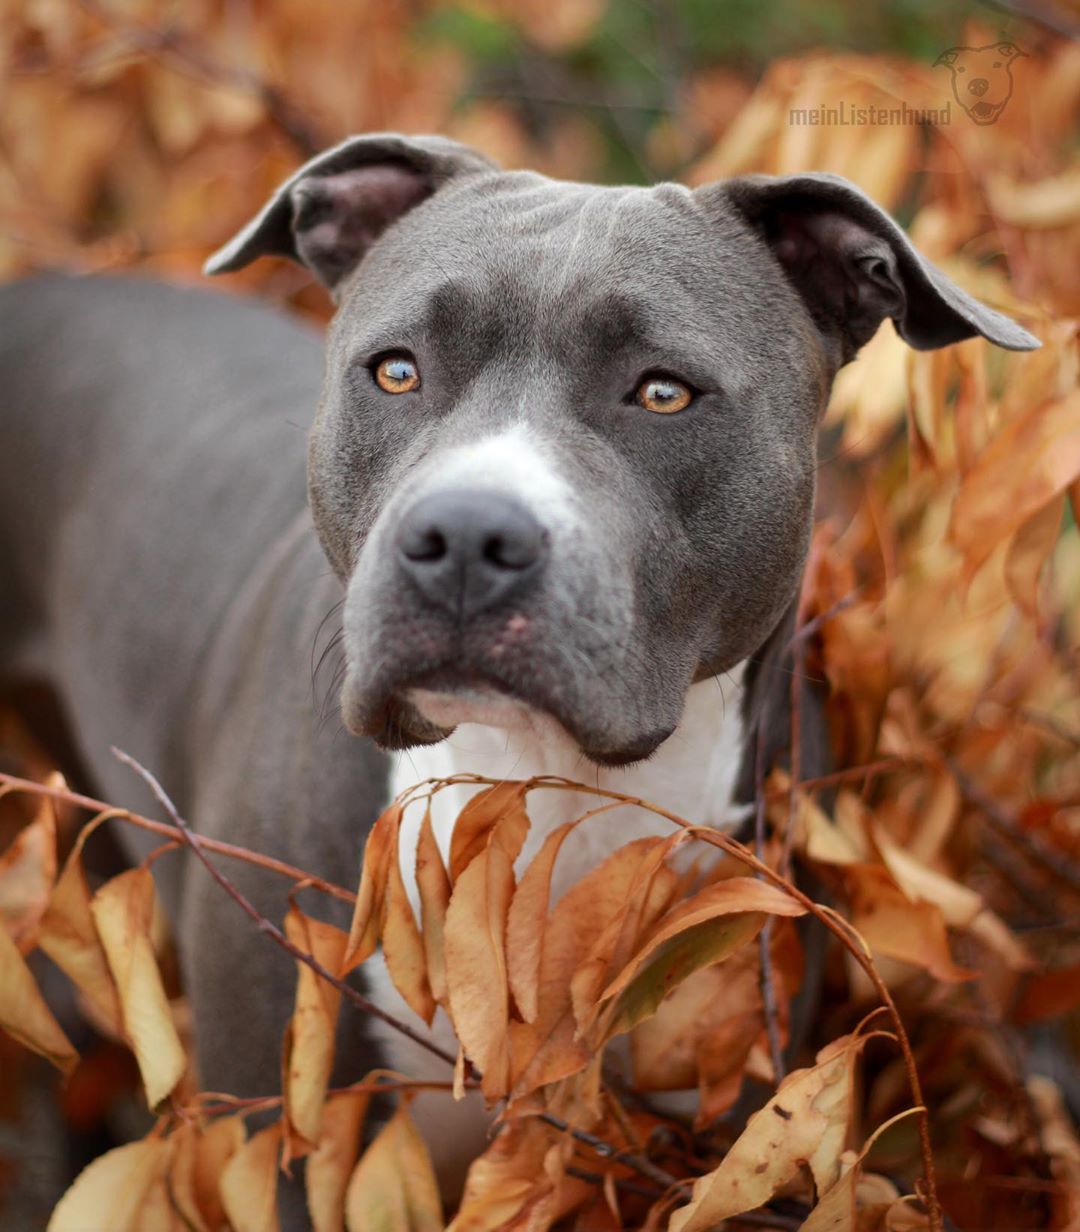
left=207, top=134, right=1038, bottom=765
left=936, top=42, right=1026, bottom=125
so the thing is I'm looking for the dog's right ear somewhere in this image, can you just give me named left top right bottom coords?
left=203, top=133, right=496, bottom=295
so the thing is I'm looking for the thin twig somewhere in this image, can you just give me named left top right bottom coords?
left=110, top=747, right=460, bottom=1069
left=0, top=771, right=355, bottom=905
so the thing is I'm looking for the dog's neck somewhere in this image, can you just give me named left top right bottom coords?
left=390, top=663, right=748, bottom=908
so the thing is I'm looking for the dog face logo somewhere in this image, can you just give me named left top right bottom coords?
left=936, top=41, right=1026, bottom=125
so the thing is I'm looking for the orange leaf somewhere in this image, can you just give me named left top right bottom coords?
left=0, top=779, right=58, bottom=949
left=307, top=1090, right=370, bottom=1232
left=448, top=781, right=529, bottom=882
left=344, top=1105, right=443, bottom=1232
left=341, top=802, right=402, bottom=974
left=415, top=805, right=451, bottom=1005
left=47, top=1138, right=170, bottom=1232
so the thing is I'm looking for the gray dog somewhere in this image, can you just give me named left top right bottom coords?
left=0, top=133, right=1038, bottom=1219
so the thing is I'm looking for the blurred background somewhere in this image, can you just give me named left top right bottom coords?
left=2, top=2, right=1080, bottom=1229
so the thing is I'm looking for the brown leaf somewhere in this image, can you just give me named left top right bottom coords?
left=37, top=824, right=124, bottom=1035
left=219, top=1122, right=283, bottom=1232
left=384, top=818, right=436, bottom=1026
left=90, top=868, right=186, bottom=1107
left=47, top=1138, right=170, bottom=1232
left=949, top=390, right=1080, bottom=580
left=344, top=1104, right=443, bottom=1232
left=341, top=802, right=402, bottom=973
left=508, top=837, right=679, bottom=1106
left=283, top=907, right=349, bottom=1154
left=668, top=1030, right=885, bottom=1231
left=1004, top=489, right=1065, bottom=619
left=448, top=781, right=529, bottom=882
left=307, top=1090, right=370, bottom=1232
left=587, top=877, right=805, bottom=1045
left=415, top=805, right=451, bottom=1005
left=445, top=792, right=530, bottom=1100
left=170, top=1115, right=246, bottom=1232
left=0, top=779, right=59, bottom=948
left=0, top=919, right=78, bottom=1074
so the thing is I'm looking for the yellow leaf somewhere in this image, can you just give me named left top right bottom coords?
left=344, top=1105, right=443, bottom=1232
left=47, top=1138, right=170, bottom=1232
left=90, top=868, right=186, bottom=1108
left=283, top=908, right=349, bottom=1153
left=38, top=825, right=123, bottom=1035
left=444, top=796, right=529, bottom=1101
left=0, top=919, right=78, bottom=1074
left=219, top=1122, right=282, bottom=1232
left=0, top=780, right=58, bottom=948
left=307, top=1090, right=370, bottom=1232
left=668, top=1031, right=883, bottom=1232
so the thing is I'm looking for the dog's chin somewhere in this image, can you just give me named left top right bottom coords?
left=342, top=667, right=673, bottom=767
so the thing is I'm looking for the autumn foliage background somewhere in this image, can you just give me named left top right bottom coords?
left=1, top=1, right=1079, bottom=1230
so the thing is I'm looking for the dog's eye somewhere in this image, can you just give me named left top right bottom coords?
left=635, top=374, right=693, bottom=415
left=373, top=354, right=420, bottom=394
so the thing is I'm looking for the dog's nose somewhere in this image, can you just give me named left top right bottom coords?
left=968, top=77, right=990, bottom=97
left=395, top=490, right=547, bottom=618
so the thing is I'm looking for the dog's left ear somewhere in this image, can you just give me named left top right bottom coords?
left=204, top=133, right=496, bottom=294
left=713, top=172, right=1039, bottom=363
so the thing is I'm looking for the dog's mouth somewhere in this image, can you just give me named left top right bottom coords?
left=343, top=657, right=671, bottom=767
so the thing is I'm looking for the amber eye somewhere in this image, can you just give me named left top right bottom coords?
left=635, top=374, right=693, bottom=414
left=373, top=354, right=420, bottom=394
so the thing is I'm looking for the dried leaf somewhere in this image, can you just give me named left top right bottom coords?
left=90, top=868, right=186, bottom=1107
left=219, top=1122, right=282, bottom=1232
left=415, top=805, right=451, bottom=1004
left=448, top=781, right=529, bottom=882
left=47, top=1138, right=170, bottom=1232
left=37, top=824, right=124, bottom=1034
left=668, top=1030, right=884, bottom=1231
left=170, top=1115, right=246, bottom=1232
left=341, top=802, right=402, bottom=973
left=344, top=1105, right=443, bottom=1232
left=0, top=919, right=78, bottom=1073
left=307, top=1090, right=370, bottom=1232
left=589, top=877, right=805, bottom=1044
left=444, top=794, right=529, bottom=1100
left=283, top=907, right=349, bottom=1152
left=0, top=780, right=59, bottom=948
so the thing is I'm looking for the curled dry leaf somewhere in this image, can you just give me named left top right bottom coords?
left=0, top=918, right=78, bottom=1074
left=415, top=805, right=451, bottom=1005
left=0, top=777, right=59, bottom=948
left=282, top=907, right=349, bottom=1154
left=669, top=1028, right=889, bottom=1232
left=341, top=801, right=402, bottom=973
left=344, top=1104, right=443, bottom=1232
left=37, top=820, right=124, bottom=1034
left=90, top=867, right=186, bottom=1108
left=219, top=1121, right=283, bottom=1232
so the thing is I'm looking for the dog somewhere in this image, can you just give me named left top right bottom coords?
left=0, top=132, right=1038, bottom=1222
left=936, top=41, right=1026, bottom=125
